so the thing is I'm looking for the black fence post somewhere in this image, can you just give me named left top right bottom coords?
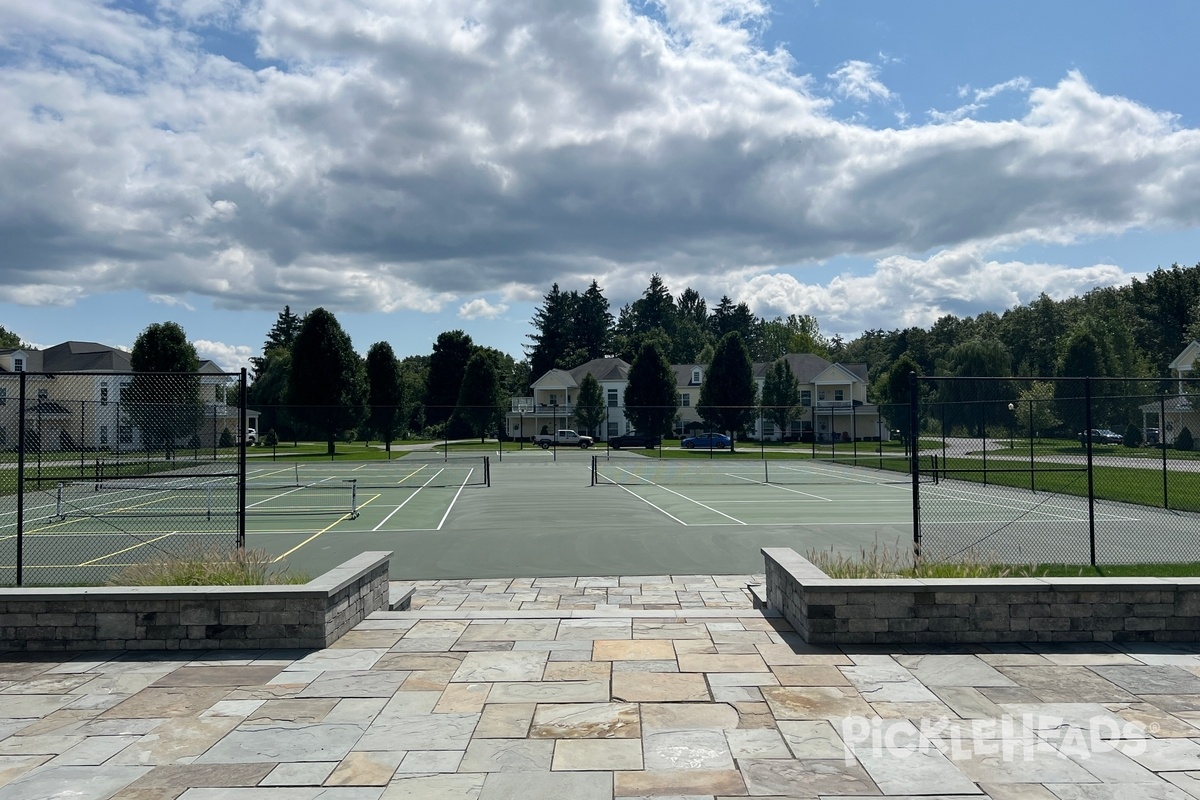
left=1028, top=398, right=1035, bottom=492
left=238, top=368, right=247, bottom=552
left=1084, top=376, right=1096, bottom=566
left=909, top=371, right=921, bottom=562
left=16, top=371, right=26, bottom=586
left=981, top=402, right=988, bottom=486
left=1161, top=392, right=1169, bottom=509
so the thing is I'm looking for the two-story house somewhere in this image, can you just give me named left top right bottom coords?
left=512, top=352, right=889, bottom=443
left=506, top=357, right=632, bottom=440
left=1139, top=341, right=1200, bottom=446
left=0, top=341, right=252, bottom=452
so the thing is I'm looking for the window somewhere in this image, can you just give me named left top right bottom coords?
left=607, top=389, right=618, bottom=408
left=37, top=389, right=47, bottom=400
left=763, top=421, right=775, bottom=436
left=835, top=389, right=844, bottom=401
left=549, top=393, right=558, bottom=406
left=678, top=393, right=690, bottom=407
left=607, top=421, right=619, bottom=438
left=12, top=358, right=22, bottom=372
left=100, top=383, right=109, bottom=406
left=0, top=388, right=5, bottom=406
left=818, top=391, right=826, bottom=401
left=800, top=390, right=811, bottom=407
left=691, top=368, right=702, bottom=384
left=100, top=426, right=109, bottom=445
left=119, top=426, right=132, bottom=444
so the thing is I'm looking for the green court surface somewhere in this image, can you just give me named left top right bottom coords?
left=7, top=449, right=1191, bottom=585
left=248, top=450, right=915, bottom=580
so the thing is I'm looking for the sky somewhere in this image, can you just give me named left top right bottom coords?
left=2, top=0, right=1200, bottom=372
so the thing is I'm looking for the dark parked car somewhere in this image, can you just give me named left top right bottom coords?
left=1079, top=428, right=1123, bottom=445
left=681, top=433, right=732, bottom=449
left=608, top=432, right=661, bottom=449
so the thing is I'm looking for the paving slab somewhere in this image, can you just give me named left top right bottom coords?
left=5, top=573, right=1200, bottom=799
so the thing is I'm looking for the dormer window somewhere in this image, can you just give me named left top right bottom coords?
left=691, top=368, right=702, bottom=384
left=13, top=358, right=22, bottom=372
left=101, top=383, right=109, bottom=406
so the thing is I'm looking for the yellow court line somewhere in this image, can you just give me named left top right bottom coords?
left=272, top=494, right=381, bottom=563
left=78, top=532, right=179, bottom=566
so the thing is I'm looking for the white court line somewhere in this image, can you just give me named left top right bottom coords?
left=726, top=473, right=832, bottom=501
left=436, top=469, right=474, bottom=530
left=373, top=473, right=439, bottom=531
left=607, top=481, right=689, bottom=525
left=612, top=470, right=746, bottom=525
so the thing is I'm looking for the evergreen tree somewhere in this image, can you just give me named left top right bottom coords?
left=365, top=341, right=402, bottom=455
left=527, top=284, right=575, bottom=379
left=572, top=280, right=613, bottom=362
left=126, top=322, right=204, bottom=457
left=453, top=351, right=502, bottom=443
left=250, top=305, right=302, bottom=381
left=287, top=308, right=366, bottom=455
left=623, top=341, right=677, bottom=438
left=424, top=330, right=475, bottom=428
left=875, top=353, right=922, bottom=442
left=574, top=373, right=606, bottom=438
left=632, top=274, right=677, bottom=336
left=761, top=358, right=801, bottom=441
left=697, top=332, right=757, bottom=451
left=248, top=348, right=295, bottom=442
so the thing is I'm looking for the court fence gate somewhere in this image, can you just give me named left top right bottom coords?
left=0, top=369, right=248, bottom=586
left=911, top=374, right=1200, bottom=566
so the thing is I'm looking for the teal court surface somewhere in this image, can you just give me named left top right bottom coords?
left=4, top=449, right=1195, bottom=585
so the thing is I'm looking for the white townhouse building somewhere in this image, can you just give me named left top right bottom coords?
left=509, top=352, right=890, bottom=443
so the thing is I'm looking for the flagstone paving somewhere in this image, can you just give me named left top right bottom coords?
left=4, top=574, right=1200, bottom=798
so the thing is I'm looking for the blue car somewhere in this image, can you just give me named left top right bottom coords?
left=681, top=433, right=731, bottom=449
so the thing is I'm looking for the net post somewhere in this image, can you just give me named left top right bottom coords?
left=764, top=459, right=769, bottom=485
left=207, top=485, right=213, bottom=521
left=350, top=479, right=358, bottom=519
left=56, top=481, right=63, bottom=521
left=591, top=455, right=596, bottom=487
left=484, top=456, right=491, bottom=487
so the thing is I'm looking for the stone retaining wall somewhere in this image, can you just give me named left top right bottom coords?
left=0, top=551, right=391, bottom=652
left=763, top=547, right=1200, bottom=645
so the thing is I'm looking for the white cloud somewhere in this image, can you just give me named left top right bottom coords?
left=735, top=247, right=1134, bottom=333
left=149, top=294, right=196, bottom=311
left=459, top=298, right=508, bottom=320
left=930, top=76, right=1031, bottom=123
left=0, top=1, right=1197, bottom=329
left=828, top=60, right=892, bottom=103
left=193, top=338, right=255, bottom=372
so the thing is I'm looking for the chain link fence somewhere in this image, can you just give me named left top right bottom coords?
left=914, top=376, right=1200, bottom=565
left=0, top=370, right=247, bottom=586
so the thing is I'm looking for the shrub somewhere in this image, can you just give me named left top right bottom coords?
left=107, top=547, right=309, bottom=586
left=219, top=427, right=234, bottom=447
left=1176, top=427, right=1195, bottom=452
left=264, top=428, right=279, bottom=447
left=1123, top=424, right=1143, bottom=448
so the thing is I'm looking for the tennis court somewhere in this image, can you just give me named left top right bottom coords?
left=5, top=448, right=1197, bottom=585
left=0, top=456, right=489, bottom=585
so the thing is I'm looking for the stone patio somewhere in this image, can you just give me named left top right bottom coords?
left=2, top=574, right=1200, bottom=798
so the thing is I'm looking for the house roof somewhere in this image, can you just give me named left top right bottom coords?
left=751, top=353, right=868, bottom=384
left=569, top=357, right=631, bottom=383
left=40, top=341, right=132, bottom=373
left=1169, top=341, right=1200, bottom=373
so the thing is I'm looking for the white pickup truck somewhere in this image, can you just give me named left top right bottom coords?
left=532, top=429, right=594, bottom=449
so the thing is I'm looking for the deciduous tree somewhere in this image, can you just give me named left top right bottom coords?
left=127, top=322, right=203, bottom=457
left=574, top=373, right=606, bottom=438
left=366, top=341, right=402, bottom=455
left=761, top=358, right=801, bottom=441
left=623, top=341, right=676, bottom=439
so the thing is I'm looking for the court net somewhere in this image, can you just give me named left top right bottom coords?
left=250, top=455, right=490, bottom=490
left=591, top=454, right=913, bottom=487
